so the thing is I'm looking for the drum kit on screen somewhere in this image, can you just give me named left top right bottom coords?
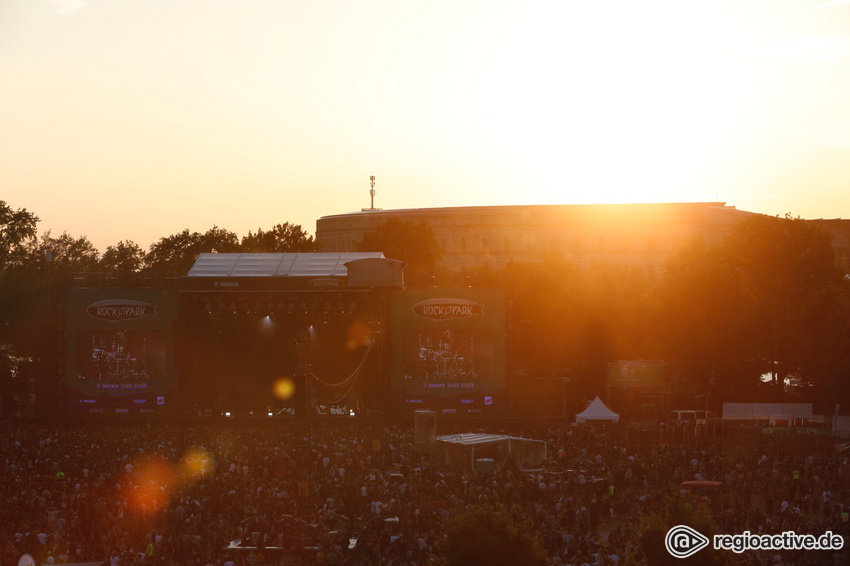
left=84, top=332, right=150, bottom=382
left=406, top=330, right=477, bottom=381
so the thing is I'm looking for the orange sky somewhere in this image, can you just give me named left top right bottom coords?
left=2, top=0, right=850, bottom=252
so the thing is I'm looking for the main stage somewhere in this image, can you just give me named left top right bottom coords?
left=61, top=253, right=506, bottom=419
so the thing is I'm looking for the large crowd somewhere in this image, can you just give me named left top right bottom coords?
left=1, top=419, right=848, bottom=566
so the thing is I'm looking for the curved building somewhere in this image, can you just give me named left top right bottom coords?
left=317, top=202, right=762, bottom=278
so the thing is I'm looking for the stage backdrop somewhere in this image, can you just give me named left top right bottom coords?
left=65, top=289, right=178, bottom=416
left=391, top=288, right=506, bottom=416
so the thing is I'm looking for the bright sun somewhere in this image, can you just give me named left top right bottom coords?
left=429, top=1, right=783, bottom=206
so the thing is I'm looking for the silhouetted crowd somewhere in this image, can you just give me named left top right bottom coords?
left=1, top=420, right=848, bottom=566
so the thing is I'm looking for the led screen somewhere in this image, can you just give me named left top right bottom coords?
left=65, top=290, right=177, bottom=415
left=391, top=288, right=505, bottom=415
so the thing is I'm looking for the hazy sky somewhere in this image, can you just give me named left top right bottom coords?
left=3, top=0, right=850, bottom=252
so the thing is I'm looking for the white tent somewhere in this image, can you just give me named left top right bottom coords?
left=575, top=397, right=620, bottom=423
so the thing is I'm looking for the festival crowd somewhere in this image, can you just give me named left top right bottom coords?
left=0, top=420, right=848, bottom=566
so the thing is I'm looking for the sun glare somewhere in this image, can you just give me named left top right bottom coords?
left=512, top=12, right=734, bottom=204
left=427, top=1, right=796, bottom=206
left=2, top=0, right=846, bottom=248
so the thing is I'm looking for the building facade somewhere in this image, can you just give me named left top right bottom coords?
left=317, top=203, right=850, bottom=277
left=317, top=203, right=764, bottom=279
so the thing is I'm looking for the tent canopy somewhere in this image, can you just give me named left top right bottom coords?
left=575, top=396, right=620, bottom=423
left=437, top=433, right=509, bottom=447
left=435, top=433, right=547, bottom=472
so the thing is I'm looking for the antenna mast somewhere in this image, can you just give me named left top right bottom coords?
left=362, top=174, right=382, bottom=211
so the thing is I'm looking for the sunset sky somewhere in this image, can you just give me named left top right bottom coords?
left=3, top=0, right=850, bottom=252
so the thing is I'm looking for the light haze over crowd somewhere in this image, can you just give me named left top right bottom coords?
left=3, top=0, right=850, bottom=252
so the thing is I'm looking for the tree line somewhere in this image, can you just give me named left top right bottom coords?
left=365, top=214, right=850, bottom=410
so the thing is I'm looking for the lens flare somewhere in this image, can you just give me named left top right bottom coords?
left=272, top=377, right=296, bottom=400
left=178, top=445, right=215, bottom=484
left=124, top=455, right=173, bottom=515
left=346, top=320, right=371, bottom=350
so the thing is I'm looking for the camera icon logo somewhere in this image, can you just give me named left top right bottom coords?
left=665, top=525, right=710, bottom=558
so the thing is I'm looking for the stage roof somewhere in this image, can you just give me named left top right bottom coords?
left=186, top=252, right=384, bottom=278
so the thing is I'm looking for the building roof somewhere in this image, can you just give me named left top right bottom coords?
left=185, top=252, right=384, bottom=278
left=318, top=202, right=749, bottom=223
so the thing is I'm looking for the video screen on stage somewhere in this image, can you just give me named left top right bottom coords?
left=70, top=329, right=169, bottom=414
left=398, top=328, right=495, bottom=413
left=65, top=290, right=177, bottom=416
left=77, top=330, right=166, bottom=383
left=391, top=288, right=506, bottom=415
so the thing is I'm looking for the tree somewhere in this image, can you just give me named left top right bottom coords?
left=577, top=262, right=657, bottom=360
left=39, top=231, right=100, bottom=274
left=638, top=490, right=724, bottom=566
left=0, top=201, right=39, bottom=271
left=0, top=230, right=101, bottom=417
left=498, top=258, right=584, bottom=377
left=653, top=237, right=751, bottom=397
left=436, top=504, right=548, bottom=566
left=0, top=230, right=100, bottom=326
left=817, top=282, right=850, bottom=406
left=145, top=226, right=240, bottom=274
left=496, top=257, right=656, bottom=408
left=0, top=202, right=39, bottom=415
left=654, top=214, right=847, bottom=401
left=100, top=240, right=145, bottom=272
left=240, top=223, right=320, bottom=253
left=724, top=214, right=844, bottom=388
left=0, top=201, right=40, bottom=334
left=356, top=218, right=441, bottom=283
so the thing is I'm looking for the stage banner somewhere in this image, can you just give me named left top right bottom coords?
left=65, top=289, right=178, bottom=415
left=391, top=288, right=506, bottom=416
